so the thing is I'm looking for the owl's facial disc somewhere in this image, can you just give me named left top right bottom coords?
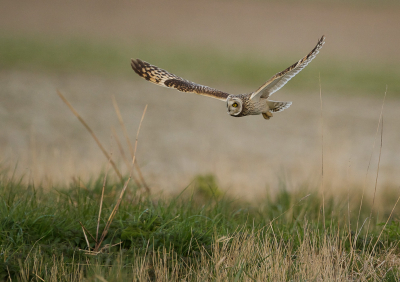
left=227, top=97, right=242, bottom=116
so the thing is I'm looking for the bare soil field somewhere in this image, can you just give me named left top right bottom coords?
left=2, top=69, right=399, bottom=197
left=1, top=0, right=400, bottom=196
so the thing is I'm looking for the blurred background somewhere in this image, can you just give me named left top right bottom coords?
left=1, top=0, right=399, bottom=198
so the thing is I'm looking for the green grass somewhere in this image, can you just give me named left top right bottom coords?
left=1, top=34, right=399, bottom=96
left=1, top=171, right=400, bottom=281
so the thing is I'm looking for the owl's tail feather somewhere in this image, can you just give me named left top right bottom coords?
left=267, top=100, right=292, bottom=113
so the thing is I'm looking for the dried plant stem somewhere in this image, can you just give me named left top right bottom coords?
left=80, top=225, right=90, bottom=249
left=112, top=127, right=142, bottom=187
left=34, top=273, right=45, bottom=282
left=371, top=190, right=400, bottom=253
left=94, top=105, right=147, bottom=252
left=79, top=221, right=96, bottom=244
left=133, top=159, right=149, bottom=192
left=354, top=86, right=387, bottom=247
left=57, top=90, right=123, bottom=182
left=112, top=96, right=150, bottom=193
left=111, top=127, right=130, bottom=172
left=97, top=158, right=111, bottom=242
left=319, top=73, right=325, bottom=229
left=365, top=116, right=384, bottom=244
left=94, top=176, right=131, bottom=252
left=131, top=105, right=147, bottom=167
left=269, top=193, right=311, bottom=225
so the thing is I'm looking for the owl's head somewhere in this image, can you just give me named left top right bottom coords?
left=226, top=96, right=243, bottom=116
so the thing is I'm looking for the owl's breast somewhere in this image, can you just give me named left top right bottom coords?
left=240, top=95, right=266, bottom=117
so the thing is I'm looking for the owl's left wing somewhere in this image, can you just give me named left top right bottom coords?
left=131, top=59, right=230, bottom=101
left=250, top=35, right=325, bottom=100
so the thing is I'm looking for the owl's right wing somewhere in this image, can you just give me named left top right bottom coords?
left=131, top=59, right=230, bottom=101
left=250, top=35, right=325, bottom=100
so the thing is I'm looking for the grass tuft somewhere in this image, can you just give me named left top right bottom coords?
left=1, top=171, right=400, bottom=280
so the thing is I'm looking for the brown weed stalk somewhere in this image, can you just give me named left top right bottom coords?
left=57, top=90, right=123, bottom=182
left=112, top=96, right=150, bottom=193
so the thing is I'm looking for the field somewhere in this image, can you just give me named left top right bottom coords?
left=1, top=0, right=400, bottom=280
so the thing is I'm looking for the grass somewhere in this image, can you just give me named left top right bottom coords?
left=1, top=34, right=399, bottom=96
left=1, top=171, right=400, bottom=281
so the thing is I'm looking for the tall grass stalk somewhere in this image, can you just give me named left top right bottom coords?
left=355, top=87, right=387, bottom=249
left=57, top=90, right=123, bottom=182
left=112, top=96, right=150, bottom=193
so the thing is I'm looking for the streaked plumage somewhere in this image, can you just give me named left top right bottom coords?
left=131, top=35, right=325, bottom=120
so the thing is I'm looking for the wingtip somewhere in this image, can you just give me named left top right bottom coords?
left=131, top=58, right=145, bottom=69
left=131, top=58, right=142, bottom=74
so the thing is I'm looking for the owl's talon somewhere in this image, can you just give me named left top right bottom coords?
left=262, top=112, right=273, bottom=120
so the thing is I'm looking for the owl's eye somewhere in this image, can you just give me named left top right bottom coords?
left=232, top=103, right=238, bottom=108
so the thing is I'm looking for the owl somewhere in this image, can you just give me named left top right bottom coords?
left=131, top=35, right=325, bottom=120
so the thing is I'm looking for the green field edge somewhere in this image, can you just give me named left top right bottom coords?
left=1, top=34, right=399, bottom=96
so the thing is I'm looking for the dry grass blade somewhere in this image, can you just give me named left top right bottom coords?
left=371, top=190, right=400, bottom=253
left=79, top=221, right=96, bottom=244
left=111, top=127, right=142, bottom=187
left=354, top=86, right=387, bottom=247
left=94, top=177, right=131, bottom=252
left=365, top=116, right=384, bottom=242
left=131, top=105, right=148, bottom=167
left=57, top=90, right=123, bottom=182
left=133, top=158, right=150, bottom=192
left=83, top=242, right=123, bottom=256
left=72, top=177, right=89, bottom=191
left=94, top=275, right=108, bottom=282
left=94, top=105, right=147, bottom=252
left=319, top=73, right=325, bottom=229
left=132, top=156, right=150, bottom=192
left=112, top=96, right=150, bottom=193
left=269, top=193, right=311, bottom=225
left=6, top=267, right=11, bottom=281
left=34, top=273, right=45, bottom=282
left=372, top=117, right=384, bottom=208
left=97, top=158, right=111, bottom=242
left=111, top=127, right=130, bottom=173
left=80, top=224, right=91, bottom=249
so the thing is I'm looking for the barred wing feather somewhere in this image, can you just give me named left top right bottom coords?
left=250, top=35, right=325, bottom=100
left=131, top=59, right=229, bottom=101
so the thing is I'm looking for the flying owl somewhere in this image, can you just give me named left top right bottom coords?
left=131, top=35, right=325, bottom=120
